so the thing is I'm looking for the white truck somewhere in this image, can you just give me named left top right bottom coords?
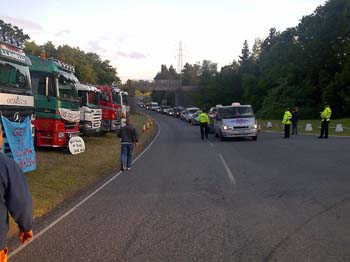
left=76, top=83, right=102, bottom=135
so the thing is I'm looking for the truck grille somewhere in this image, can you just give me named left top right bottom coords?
left=64, top=121, right=78, bottom=130
left=93, top=113, right=102, bottom=128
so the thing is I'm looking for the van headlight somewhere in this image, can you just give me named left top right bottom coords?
left=253, top=124, right=258, bottom=129
left=221, top=125, right=228, bottom=130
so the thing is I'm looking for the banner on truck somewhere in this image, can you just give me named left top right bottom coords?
left=1, top=116, right=36, bottom=172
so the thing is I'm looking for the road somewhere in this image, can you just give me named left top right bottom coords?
left=10, top=111, right=350, bottom=262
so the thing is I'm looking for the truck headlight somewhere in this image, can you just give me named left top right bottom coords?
left=58, top=132, right=65, bottom=138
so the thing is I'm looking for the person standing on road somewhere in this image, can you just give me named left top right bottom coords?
left=117, top=117, right=139, bottom=171
left=319, top=102, right=332, bottom=139
left=0, top=125, right=33, bottom=262
left=282, top=108, right=292, bottom=138
left=291, top=107, right=299, bottom=135
left=198, top=109, right=210, bottom=140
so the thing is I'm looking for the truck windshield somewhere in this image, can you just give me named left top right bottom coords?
left=122, top=94, right=128, bottom=105
left=219, top=106, right=254, bottom=119
left=0, top=61, right=31, bottom=93
left=112, top=92, right=121, bottom=104
left=57, top=75, right=77, bottom=100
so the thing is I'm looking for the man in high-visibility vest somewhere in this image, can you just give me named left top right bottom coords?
left=198, top=109, right=210, bottom=140
left=282, top=108, right=292, bottom=138
left=0, top=124, right=33, bottom=262
left=319, top=102, right=332, bottom=139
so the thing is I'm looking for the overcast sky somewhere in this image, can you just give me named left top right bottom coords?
left=1, top=0, right=326, bottom=82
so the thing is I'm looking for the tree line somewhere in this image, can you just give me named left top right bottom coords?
left=1, top=19, right=120, bottom=85
left=153, top=0, right=350, bottom=119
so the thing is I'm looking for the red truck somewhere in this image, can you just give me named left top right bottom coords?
left=97, top=86, right=123, bottom=132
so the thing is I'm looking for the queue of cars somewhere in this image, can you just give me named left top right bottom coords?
left=138, top=102, right=259, bottom=141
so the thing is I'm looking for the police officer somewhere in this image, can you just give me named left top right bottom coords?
left=0, top=124, right=33, bottom=262
left=198, top=109, right=210, bottom=140
left=319, top=102, right=332, bottom=139
left=282, top=108, right=292, bottom=138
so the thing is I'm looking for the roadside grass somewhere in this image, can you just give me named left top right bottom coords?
left=259, top=118, right=350, bottom=136
left=8, top=113, right=156, bottom=237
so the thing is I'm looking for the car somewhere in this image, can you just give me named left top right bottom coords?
left=155, top=106, right=161, bottom=113
left=167, top=108, right=175, bottom=116
left=173, top=106, right=184, bottom=118
left=161, top=105, right=171, bottom=114
left=184, top=107, right=200, bottom=122
left=213, top=103, right=258, bottom=141
left=191, top=111, right=202, bottom=125
left=180, top=110, right=186, bottom=120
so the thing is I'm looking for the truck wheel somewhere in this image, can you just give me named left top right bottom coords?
left=252, top=136, right=258, bottom=141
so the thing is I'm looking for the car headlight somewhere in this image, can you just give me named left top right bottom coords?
left=221, top=125, right=228, bottom=130
left=253, top=124, right=258, bottom=129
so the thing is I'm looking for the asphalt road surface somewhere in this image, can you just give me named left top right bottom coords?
left=10, top=111, right=350, bottom=262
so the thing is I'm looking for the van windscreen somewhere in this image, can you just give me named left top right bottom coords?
left=219, top=107, right=254, bottom=119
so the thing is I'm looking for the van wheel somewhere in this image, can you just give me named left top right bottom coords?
left=252, top=136, right=257, bottom=141
left=220, top=132, right=225, bottom=141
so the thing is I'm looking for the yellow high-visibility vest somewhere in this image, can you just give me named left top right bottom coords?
left=282, top=110, right=292, bottom=125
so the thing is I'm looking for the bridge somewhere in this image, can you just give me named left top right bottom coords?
left=127, top=80, right=199, bottom=107
left=131, top=79, right=199, bottom=92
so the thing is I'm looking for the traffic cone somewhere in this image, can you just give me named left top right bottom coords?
left=0, top=248, right=8, bottom=262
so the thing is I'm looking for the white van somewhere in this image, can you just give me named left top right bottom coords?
left=150, top=102, right=159, bottom=111
left=214, top=103, right=258, bottom=141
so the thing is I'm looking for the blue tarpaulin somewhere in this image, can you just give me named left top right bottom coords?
left=1, top=116, right=36, bottom=172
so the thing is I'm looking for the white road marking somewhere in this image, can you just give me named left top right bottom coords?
left=218, top=153, right=236, bottom=185
left=9, top=120, right=161, bottom=258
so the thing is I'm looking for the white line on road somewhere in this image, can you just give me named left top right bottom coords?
left=9, top=120, right=161, bottom=258
left=207, top=140, right=214, bottom=147
left=218, top=153, right=237, bottom=185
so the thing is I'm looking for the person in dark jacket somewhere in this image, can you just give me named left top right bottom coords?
left=291, top=107, right=299, bottom=135
left=0, top=124, right=33, bottom=262
left=117, top=118, right=139, bottom=171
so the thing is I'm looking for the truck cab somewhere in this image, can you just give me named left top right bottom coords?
left=76, top=83, right=102, bottom=135
left=214, top=103, right=258, bottom=141
left=97, top=86, right=122, bottom=132
left=28, top=55, right=81, bottom=148
left=0, top=31, right=34, bottom=156
left=121, top=91, right=129, bottom=117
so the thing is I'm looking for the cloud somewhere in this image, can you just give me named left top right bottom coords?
left=0, top=14, right=44, bottom=33
left=54, top=29, right=71, bottom=37
left=87, top=40, right=106, bottom=53
left=115, top=51, right=146, bottom=59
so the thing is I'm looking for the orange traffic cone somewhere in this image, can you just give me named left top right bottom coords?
left=0, top=248, right=8, bottom=262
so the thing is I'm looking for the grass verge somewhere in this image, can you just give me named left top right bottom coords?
left=259, top=118, right=350, bottom=136
left=8, top=113, right=156, bottom=238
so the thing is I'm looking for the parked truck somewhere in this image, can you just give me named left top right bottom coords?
left=121, top=91, right=129, bottom=117
left=76, top=83, right=102, bottom=136
left=28, top=55, right=82, bottom=148
left=0, top=30, right=35, bottom=156
left=97, top=85, right=123, bottom=132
